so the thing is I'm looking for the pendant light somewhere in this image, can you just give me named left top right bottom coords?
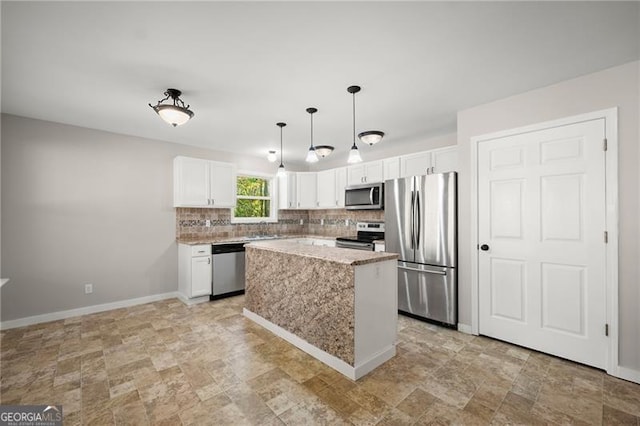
left=149, top=88, right=194, bottom=127
left=347, top=85, right=363, bottom=164
left=305, top=108, right=319, bottom=163
left=276, top=122, right=287, bottom=177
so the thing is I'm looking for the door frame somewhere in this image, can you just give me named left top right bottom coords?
left=470, top=107, right=619, bottom=375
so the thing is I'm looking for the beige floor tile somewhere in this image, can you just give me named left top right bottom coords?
left=2, top=295, right=639, bottom=426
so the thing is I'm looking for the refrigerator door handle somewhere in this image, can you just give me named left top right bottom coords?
left=416, top=191, right=421, bottom=248
left=410, top=191, right=415, bottom=249
left=398, top=264, right=447, bottom=275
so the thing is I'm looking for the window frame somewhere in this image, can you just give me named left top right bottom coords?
left=231, top=171, right=278, bottom=224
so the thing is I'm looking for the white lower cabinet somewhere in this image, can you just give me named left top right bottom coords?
left=178, top=244, right=212, bottom=301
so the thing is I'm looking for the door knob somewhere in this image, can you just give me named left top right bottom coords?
left=480, top=244, right=490, bottom=251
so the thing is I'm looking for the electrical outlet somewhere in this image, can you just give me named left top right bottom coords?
left=320, top=219, right=324, bottom=226
left=205, top=220, right=211, bottom=227
left=299, top=219, right=304, bottom=225
left=84, top=283, right=93, bottom=294
left=345, top=219, right=349, bottom=226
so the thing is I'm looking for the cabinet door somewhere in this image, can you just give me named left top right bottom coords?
left=365, top=161, right=384, bottom=183
left=335, top=167, right=347, bottom=208
left=401, top=151, right=432, bottom=178
left=431, top=147, right=458, bottom=173
left=296, top=172, right=318, bottom=209
left=278, top=172, right=298, bottom=209
left=317, top=169, right=337, bottom=208
left=209, top=161, right=236, bottom=207
left=383, top=157, right=400, bottom=181
left=347, top=164, right=366, bottom=186
left=191, top=256, right=212, bottom=297
left=174, top=156, right=210, bottom=207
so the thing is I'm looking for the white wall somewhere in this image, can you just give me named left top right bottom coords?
left=457, top=61, right=640, bottom=371
left=0, top=114, right=276, bottom=322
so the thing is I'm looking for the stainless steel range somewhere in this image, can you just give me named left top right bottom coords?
left=336, top=222, right=385, bottom=251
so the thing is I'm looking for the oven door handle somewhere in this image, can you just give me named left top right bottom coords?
left=336, top=240, right=374, bottom=250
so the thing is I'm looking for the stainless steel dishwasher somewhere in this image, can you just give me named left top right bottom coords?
left=210, top=242, right=245, bottom=300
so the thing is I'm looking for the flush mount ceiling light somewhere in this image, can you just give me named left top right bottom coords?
left=149, top=88, right=194, bottom=127
left=358, top=130, right=385, bottom=146
left=276, top=122, right=287, bottom=177
left=305, top=108, right=319, bottom=163
left=347, top=85, right=363, bottom=164
left=315, top=145, right=334, bottom=158
left=267, top=150, right=277, bottom=162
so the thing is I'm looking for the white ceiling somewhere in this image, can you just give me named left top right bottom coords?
left=2, top=2, right=639, bottom=167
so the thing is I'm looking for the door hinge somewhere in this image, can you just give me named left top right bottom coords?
left=604, top=231, right=608, bottom=243
left=605, top=323, right=609, bottom=336
left=603, top=138, right=608, bottom=151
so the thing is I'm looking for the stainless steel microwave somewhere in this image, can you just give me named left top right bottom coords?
left=345, top=182, right=384, bottom=210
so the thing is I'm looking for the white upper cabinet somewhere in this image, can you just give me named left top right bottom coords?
left=335, top=167, right=347, bottom=208
left=347, top=160, right=384, bottom=185
left=400, top=151, right=432, bottom=178
left=317, top=169, right=337, bottom=208
left=278, top=172, right=297, bottom=210
left=400, top=146, right=458, bottom=178
left=431, top=147, right=458, bottom=173
left=383, top=157, right=401, bottom=181
left=296, top=172, right=318, bottom=209
left=174, top=156, right=236, bottom=208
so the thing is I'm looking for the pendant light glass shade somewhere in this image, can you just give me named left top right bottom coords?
left=149, top=89, right=194, bottom=127
left=358, top=130, right=385, bottom=146
left=306, top=147, right=319, bottom=163
left=267, top=150, right=277, bottom=162
left=348, top=143, right=362, bottom=164
left=276, top=122, right=287, bottom=176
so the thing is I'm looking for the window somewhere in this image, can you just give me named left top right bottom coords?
left=232, top=173, right=277, bottom=223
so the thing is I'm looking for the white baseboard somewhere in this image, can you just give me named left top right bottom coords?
left=177, top=294, right=210, bottom=306
left=616, top=366, right=640, bottom=384
left=0, top=292, right=180, bottom=330
left=243, top=308, right=395, bottom=380
left=457, top=323, right=474, bottom=335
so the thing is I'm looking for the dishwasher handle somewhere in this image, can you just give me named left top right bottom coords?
left=212, top=243, right=246, bottom=254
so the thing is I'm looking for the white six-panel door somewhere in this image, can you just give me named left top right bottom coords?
left=478, top=118, right=607, bottom=368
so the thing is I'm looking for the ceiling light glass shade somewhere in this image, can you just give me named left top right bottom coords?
left=267, top=150, right=277, bottom=162
left=149, top=88, right=194, bottom=127
left=305, top=147, right=319, bottom=163
left=277, top=164, right=286, bottom=177
left=347, top=144, right=362, bottom=164
left=154, top=105, right=194, bottom=127
left=358, top=130, right=384, bottom=146
left=315, top=145, right=334, bottom=158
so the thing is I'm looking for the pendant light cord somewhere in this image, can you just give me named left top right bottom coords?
left=310, top=113, right=314, bottom=148
left=280, top=126, right=284, bottom=167
left=352, top=91, right=357, bottom=147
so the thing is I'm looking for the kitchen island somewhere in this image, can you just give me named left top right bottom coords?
left=243, top=239, right=398, bottom=380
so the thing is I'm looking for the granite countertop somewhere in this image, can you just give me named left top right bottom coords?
left=177, top=234, right=337, bottom=245
left=245, top=239, right=398, bottom=266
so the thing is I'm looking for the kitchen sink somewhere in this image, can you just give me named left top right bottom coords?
left=244, top=235, right=281, bottom=241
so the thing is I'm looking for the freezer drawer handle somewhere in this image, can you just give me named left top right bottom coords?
left=398, top=265, right=447, bottom=275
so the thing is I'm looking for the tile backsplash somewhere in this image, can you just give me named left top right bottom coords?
left=175, top=208, right=384, bottom=240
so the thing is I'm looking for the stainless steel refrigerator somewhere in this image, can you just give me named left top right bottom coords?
left=384, top=172, right=457, bottom=327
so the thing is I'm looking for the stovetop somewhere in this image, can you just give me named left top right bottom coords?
left=337, top=222, right=384, bottom=243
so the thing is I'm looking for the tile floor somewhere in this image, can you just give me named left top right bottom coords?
left=1, top=295, right=639, bottom=425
